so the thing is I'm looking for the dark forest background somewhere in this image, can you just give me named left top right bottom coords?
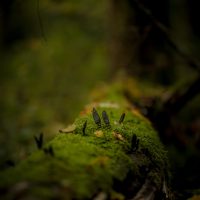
left=1, top=0, right=200, bottom=199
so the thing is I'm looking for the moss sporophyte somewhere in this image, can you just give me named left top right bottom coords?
left=0, top=100, right=171, bottom=199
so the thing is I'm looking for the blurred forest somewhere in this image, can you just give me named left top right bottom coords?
left=0, top=0, right=200, bottom=199
left=0, top=0, right=110, bottom=162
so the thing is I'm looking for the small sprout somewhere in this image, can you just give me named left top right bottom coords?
left=82, top=120, right=87, bottom=135
left=119, top=113, right=125, bottom=124
left=34, top=133, right=43, bottom=149
left=102, top=110, right=110, bottom=127
left=92, top=108, right=101, bottom=127
left=94, top=130, right=104, bottom=137
left=43, top=145, right=54, bottom=157
left=59, top=124, right=76, bottom=133
left=131, top=134, right=139, bottom=151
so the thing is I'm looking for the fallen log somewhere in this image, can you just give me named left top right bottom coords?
left=0, top=85, right=171, bottom=200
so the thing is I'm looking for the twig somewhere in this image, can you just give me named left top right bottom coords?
left=37, top=0, right=47, bottom=43
left=147, top=75, right=200, bottom=144
left=164, top=75, right=200, bottom=115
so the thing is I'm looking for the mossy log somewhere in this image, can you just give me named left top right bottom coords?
left=0, top=85, right=171, bottom=200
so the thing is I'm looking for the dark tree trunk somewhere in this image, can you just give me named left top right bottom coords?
left=109, top=0, right=174, bottom=85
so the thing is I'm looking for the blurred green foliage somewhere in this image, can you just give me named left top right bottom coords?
left=0, top=0, right=110, bottom=164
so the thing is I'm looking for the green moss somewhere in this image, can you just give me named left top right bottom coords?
left=0, top=98, right=169, bottom=199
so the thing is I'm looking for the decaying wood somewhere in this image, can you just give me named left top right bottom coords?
left=0, top=86, right=172, bottom=200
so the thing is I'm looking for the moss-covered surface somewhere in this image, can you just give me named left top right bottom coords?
left=0, top=88, right=170, bottom=199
